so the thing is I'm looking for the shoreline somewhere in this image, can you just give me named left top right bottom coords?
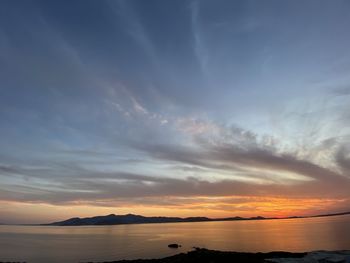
left=2, top=248, right=350, bottom=263
left=83, top=248, right=350, bottom=263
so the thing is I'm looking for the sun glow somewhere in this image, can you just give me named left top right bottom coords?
left=1, top=196, right=346, bottom=224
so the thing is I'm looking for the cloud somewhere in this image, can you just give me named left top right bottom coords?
left=175, top=117, right=219, bottom=135
left=335, top=145, right=350, bottom=175
left=110, top=0, right=157, bottom=62
left=190, top=0, right=209, bottom=73
left=332, top=85, right=350, bottom=96
left=2, top=123, right=350, bottom=208
left=130, top=125, right=350, bottom=196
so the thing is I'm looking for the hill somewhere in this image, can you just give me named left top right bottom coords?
left=46, top=211, right=350, bottom=226
left=47, top=214, right=214, bottom=226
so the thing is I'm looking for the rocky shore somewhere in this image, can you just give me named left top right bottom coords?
left=84, top=248, right=350, bottom=263
left=2, top=248, right=349, bottom=263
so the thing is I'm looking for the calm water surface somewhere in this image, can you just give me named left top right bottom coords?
left=1, top=214, right=350, bottom=263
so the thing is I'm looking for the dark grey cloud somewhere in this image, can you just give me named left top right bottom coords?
left=335, top=145, right=350, bottom=175
left=332, top=85, right=350, bottom=96
left=134, top=138, right=346, bottom=183
left=2, top=117, right=350, bottom=208
left=1, top=170, right=349, bottom=206
left=2, top=141, right=350, bottom=206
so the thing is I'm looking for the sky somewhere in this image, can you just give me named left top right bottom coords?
left=1, top=0, right=350, bottom=224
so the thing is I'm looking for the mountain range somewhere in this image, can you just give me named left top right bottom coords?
left=46, top=213, right=265, bottom=226
left=45, top=211, right=350, bottom=226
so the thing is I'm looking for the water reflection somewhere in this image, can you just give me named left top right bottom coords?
left=0, top=215, right=349, bottom=263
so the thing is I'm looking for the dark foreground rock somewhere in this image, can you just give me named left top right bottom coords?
left=85, top=248, right=307, bottom=263
left=266, top=250, right=350, bottom=262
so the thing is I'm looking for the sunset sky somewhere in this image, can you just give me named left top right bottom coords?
left=1, top=0, right=350, bottom=224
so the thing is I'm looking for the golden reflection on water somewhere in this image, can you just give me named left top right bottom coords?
left=0, top=215, right=349, bottom=263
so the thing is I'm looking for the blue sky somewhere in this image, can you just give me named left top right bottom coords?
left=1, top=0, right=350, bottom=223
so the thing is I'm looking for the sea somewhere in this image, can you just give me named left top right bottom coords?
left=0, top=214, right=349, bottom=263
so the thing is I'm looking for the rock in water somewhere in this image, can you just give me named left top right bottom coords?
left=168, top=243, right=181, bottom=248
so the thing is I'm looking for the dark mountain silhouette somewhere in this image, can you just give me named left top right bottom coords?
left=309, top=211, right=350, bottom=218
left=47, top=214, right=215, bottom=226
left=45, top=211, right=350, bottom=226
left=46, top=213, right=268, bottom=226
